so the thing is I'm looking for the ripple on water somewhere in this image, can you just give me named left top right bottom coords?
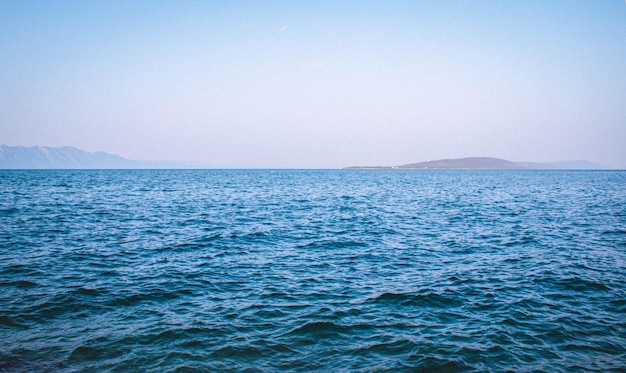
left=1, top=169, right=625, bottom=372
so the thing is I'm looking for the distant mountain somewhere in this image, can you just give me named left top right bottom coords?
left=346, top=157, right=608, bottom=170
left=0, top=145, right=206, bottom=169
left=399, top=157, right=522, bottom=169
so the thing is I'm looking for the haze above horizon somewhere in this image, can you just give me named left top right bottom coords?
left=1, top=1, right=625, bottom=168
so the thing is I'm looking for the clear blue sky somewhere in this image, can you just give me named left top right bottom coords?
left=1, top=1, right=625, bottom=168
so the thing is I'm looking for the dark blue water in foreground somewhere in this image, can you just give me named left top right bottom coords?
left=1, top=170, right=625, bottom=372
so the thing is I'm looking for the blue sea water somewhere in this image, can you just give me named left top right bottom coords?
left=0, top=169, right=625, bottom=372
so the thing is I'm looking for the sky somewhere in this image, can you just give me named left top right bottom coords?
left=1, top=1, right=625, bottom=168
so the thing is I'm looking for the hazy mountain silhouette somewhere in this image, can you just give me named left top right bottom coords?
left=1, top=147, right=610, bottom=170
left=0, top=145, right=206, bottom=169
left=399, top=157, right=522, bottom=169
left=346, top=157, right=608, bottom=170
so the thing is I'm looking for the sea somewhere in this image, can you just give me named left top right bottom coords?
left=1, top=169, right=625, bottom=372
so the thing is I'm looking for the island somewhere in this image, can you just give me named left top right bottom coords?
left=344, top=157, right=607, bottom=170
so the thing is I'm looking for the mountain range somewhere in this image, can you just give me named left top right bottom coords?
left=0, top=145, right=610, bottom=170
left=0, top=145, right=205, bottom=169
left=346, top=157, right=608, bottom=170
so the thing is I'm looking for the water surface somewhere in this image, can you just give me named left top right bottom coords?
left=1, top=170, right=625, bottom=372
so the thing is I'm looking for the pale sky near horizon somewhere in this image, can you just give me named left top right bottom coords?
left=1, top=1, right=625, bottom=168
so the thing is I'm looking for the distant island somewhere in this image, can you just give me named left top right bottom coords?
left=0, top=146, right=611, bottom=170
left=345, top=157, right=608, bottom=170
left=0, top=145, right=206, bottom=169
